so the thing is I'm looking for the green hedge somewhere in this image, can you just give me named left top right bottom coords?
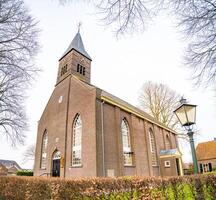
left=16, top=170, right=33, bottom=176
left=0, top=175, right=216, bottom=199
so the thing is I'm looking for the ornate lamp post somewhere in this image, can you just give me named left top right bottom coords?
left=174, top=97, right=199, bottom=174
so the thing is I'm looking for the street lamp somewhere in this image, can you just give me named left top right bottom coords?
left=174, top=97, right=199, bottom=174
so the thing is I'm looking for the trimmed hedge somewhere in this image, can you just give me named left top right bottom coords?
left=16, top=170, right=33, bottom=176
left=0, top=175, right=216, bottom=199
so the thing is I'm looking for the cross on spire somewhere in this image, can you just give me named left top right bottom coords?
left=78, top=22, right=82, bottom=33
left=59, top=24, right=92, bottom=61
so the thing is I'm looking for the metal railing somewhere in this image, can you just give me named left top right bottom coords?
left=39, top=172, right=51, bottom=177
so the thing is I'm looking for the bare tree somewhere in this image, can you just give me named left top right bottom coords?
left=138, top=81, right=181, bottom=130
left=60, top=0, right=216, bottom=87
left=0, top=74, right=27, bottom=144
left=23, top=144, right=35, bottom=163
left=161, top=0, right=216, bottom=88
left=0, top=0, right=39, bottom=145
left=98, top=0, right=216, bottom=86
left=96, top=0, right=153, bottom=35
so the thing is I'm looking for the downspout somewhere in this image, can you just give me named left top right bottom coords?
left=64, top=76, right=72, bottom=177
left=101, top=100, right=105, bottom=176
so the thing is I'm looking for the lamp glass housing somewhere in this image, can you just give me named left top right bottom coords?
left=174, top=103, right=196, bottom=127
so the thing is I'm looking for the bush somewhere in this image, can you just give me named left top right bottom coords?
left=0, top=175, right=216, bottom=199
left=16, top=170, right=33, bottom=176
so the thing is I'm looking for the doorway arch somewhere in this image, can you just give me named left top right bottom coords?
left=51, top=150, right=61, bottom=177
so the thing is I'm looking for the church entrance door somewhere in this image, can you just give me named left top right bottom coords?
left=52, top=150, right=61, bottom=177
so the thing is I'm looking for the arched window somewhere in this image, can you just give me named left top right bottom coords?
left=121, top=119, right=132, bottom=166
left=40, top=130, right=48, bottom=169
left=149, top=128, right=158, bottom=166
left=72, top=114, right=82, bottom=166
left=165, top=135, right=172, bottom=149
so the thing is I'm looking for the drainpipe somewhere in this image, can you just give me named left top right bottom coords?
left=101, top=100, right=105, bottom=176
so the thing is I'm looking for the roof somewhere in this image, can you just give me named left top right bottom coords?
left=7, top=166, right=20, bottom=174
left=60, top=31, right=91, bottom=61
left=101, top=90, right=177, bottom=134
left=196, top=140, right=216, bottom=160
left=0, top=163, right=8, bottom=174
left=160, top=149, right=181, bottom=157
left=0, top=159, right=22, bottom=170
left=182, top=163, right=191, bottom=169
left=71, top=75, right=177, bottom=134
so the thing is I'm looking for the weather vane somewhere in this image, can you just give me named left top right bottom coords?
left=78, top=22, right=82, bottom=33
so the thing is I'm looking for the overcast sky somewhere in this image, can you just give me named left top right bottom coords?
left=0, top=0, right=215, bottom=169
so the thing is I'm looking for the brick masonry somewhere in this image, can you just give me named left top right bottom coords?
left=34, top=37, right=182, bottom=178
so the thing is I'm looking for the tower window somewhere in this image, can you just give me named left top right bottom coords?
left=61, top=64, right=67, bottom=76
left=80, top=65, right=83, bottom=74
left=77, top=64, right=86, bottom=76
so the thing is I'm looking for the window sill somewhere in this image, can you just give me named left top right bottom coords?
left=70, top=165, right=83, bottom=168
left=40, top=168, right=46, bottom=170
left=124, top=165, right=135, bottom=168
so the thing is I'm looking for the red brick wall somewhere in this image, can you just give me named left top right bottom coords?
left=34, top=76, right=70, bottom=177
left=65, top=77, right=97, bottom=177
left=100, top=102, right=178, bottom=177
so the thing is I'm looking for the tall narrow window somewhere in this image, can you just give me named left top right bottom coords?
left=72, top=114, right=82, bottom=166
left=149, top=128, right=158, bottom=166
left=40, top=130, right=48, bottom=169
left=80, top=65, right=83, bottom=74
left=121, top=119, right=132, bottom=166
left=165, top=135, right=171, bottom=149
left=77, top=64, right=80, bottom=72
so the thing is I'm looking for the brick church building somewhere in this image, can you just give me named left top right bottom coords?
left=34, top=30, right=183, bottom=178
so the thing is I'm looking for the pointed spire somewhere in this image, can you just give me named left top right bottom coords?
left=60, top=28, right=92, bottom=61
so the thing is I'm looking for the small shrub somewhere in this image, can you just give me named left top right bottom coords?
left=16, top=170, right=33, bottom=176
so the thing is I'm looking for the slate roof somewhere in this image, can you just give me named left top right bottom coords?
left=101, top=90, right=177, bottom=134
left=60, top=31, right=92, bottom=61
left=72, top=75, right=177, bottom=134
left=196, top=140, right=216, bottom=160
left=0, top=159, right=22, bottom=170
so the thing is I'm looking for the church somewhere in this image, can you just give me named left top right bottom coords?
left=34, top=30, right=183, bottom=178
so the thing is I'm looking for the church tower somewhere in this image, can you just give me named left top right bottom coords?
left=34, top=30, right=97, bottom=178
left=57, top=30, right=92, bottom=84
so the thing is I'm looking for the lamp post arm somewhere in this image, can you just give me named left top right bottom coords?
left=187, top=131, right=199, bottom=174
